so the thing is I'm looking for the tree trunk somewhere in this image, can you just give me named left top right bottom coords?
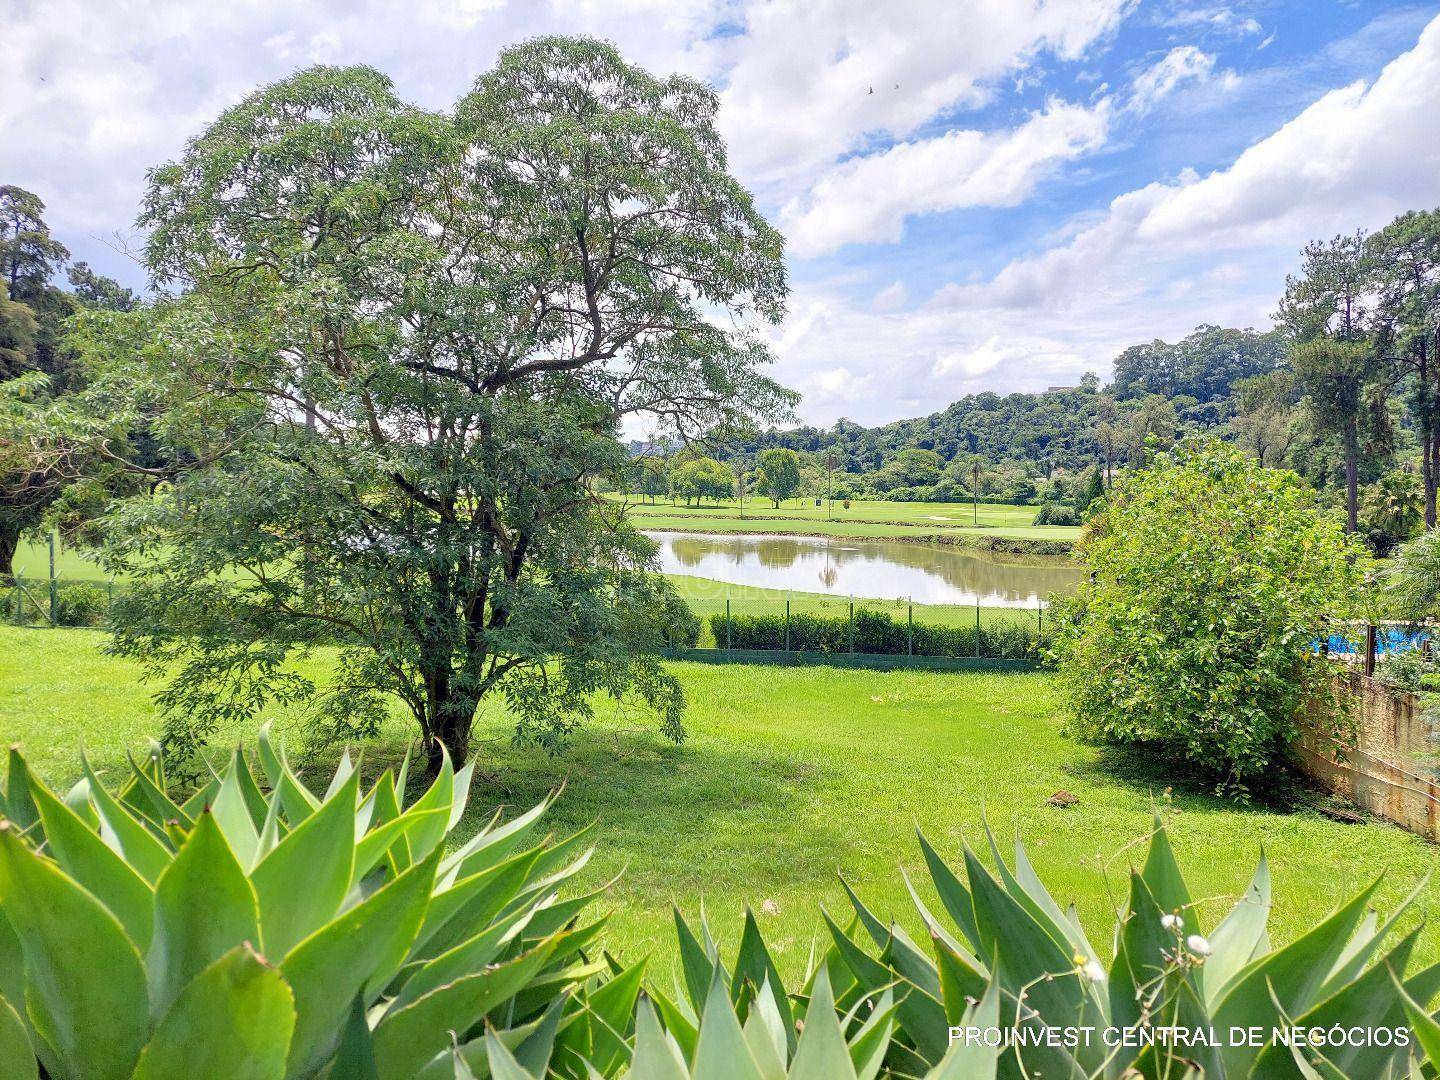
left=0, top=525, right=17, bottom=587
left=1344, top=425, right=1359, bottom=534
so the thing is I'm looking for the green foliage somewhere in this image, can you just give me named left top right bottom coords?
left=78, top=41, right=795, bottom=769
left=0, top=733, right=608, bottom=1079
left=1111, top=324, right=1284, bottom=404
left=710, top=609, right=1043, bottom=659
left=1052, top=438, right=1360, bottom=791
left=51, top=581, right=108, bottom=626
left=819, top=816, right=1438, bottom=1078
left=1032, top=502, right=1080, bottom=526
left=668, top=456, right=734, bottom=506
left=1385, top=528, right=1440, bottom=622
left=756, top=447, right=802, bottom=507
left=1362, top=469, right=1423, bottom=556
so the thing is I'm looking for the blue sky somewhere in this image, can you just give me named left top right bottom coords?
left=7, top=0, right=1440, bottom=427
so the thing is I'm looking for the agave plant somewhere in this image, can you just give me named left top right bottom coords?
left=0, top=728, right=609, bottom=1080
left=822, top=815, right=1437, bottom=1078
left=454, top=905, right=1002, bottom=1080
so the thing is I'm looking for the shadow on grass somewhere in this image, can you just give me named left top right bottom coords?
left=1061, top=740, right=1334, bottom=818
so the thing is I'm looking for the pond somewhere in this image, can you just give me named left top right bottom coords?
left=646, top=531, right=1082, bottom=607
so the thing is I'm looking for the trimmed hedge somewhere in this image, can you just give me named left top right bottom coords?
left=708, top=608, right=1045, bottom=660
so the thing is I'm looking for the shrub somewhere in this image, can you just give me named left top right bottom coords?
left=1032, top=502, right=1080, bottom=526
left=52, top=582, right=110, bottom=626
left=1051, top=438, right=1360, bottom=792
left=709, top=609, right=1043, bottom=659
left=0, top=732, right=611, bottom=1079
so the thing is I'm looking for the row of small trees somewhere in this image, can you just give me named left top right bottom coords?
left=627, top=446, right=803, bottom=508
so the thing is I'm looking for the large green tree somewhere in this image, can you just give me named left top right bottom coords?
left=0, top=187, right=134, bottom=582
left=1277, top=232, right=1388, bottom=533
left=756, top=446, right=801, bottom=506
left=1370, top=210, right=1440, bottom=527
left=81, top=43, right=794, bottom=770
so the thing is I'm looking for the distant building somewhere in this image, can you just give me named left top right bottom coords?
left=1044, top=385, right=1076, bottom=393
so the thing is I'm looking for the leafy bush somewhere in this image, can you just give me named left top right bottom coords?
left=52, top=582, right=109, bottom=626
left=709, top=609, right=1043, bottom=659
left=0, top=731, right=612, bottom=1079
left=1052, top=438, right=1360, bottom=792
left=1032, top=502, right=1080, bottom=526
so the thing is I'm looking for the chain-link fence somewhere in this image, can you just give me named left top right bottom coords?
left=662, top=582, right=1052, bottom=670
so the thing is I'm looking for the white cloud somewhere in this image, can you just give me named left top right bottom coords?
left=933, top=13, right=1440, bottom=316
left=780, top=97, right=1112, bottom=257
left=872, top=281, right=909, bottom=311
left=1129, top=45, right=1217, bottom=114
left=716, top=0, right=1136, bottom=191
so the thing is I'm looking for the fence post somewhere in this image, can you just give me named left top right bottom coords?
left=725, top=596, right=732, bottom=652
left=11, top=572, right=19, bottom=623
left=974, top=599, right=980, bottom=659
left=48, top=532, right=57, bottom=628
left=848, top=595, right=855, bottom=658
left=1364, top=622, right=1377, bottom=678
left=907, top=599, right=913, bottom=661
left=785, top=595, right=791, bottom=653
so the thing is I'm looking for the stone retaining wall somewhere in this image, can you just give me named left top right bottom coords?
left=1295, top=671, right=1440, bottom=841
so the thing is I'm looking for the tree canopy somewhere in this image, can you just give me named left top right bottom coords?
left=79, top=41, right=795, bottom=769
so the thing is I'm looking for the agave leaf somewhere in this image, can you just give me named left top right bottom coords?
left=320, top=994, right=380, bottom=1080
left=209, top=758, right=263, bottom=869
left=979, top=820, right=1082, bottom=962
left=414, top=844, right=547, bottom=962
left=80, top=750, right=173, bottom=882
left=230, top=746, right=270, bottom=828
left=1198, top=851, right=1270, bottom=1007
left=251, top=770, right=359, bottom=957
left=566, top=958, right=647, bottom=1074
left=690, top=972, right=765, bottom=1080
left=131, top=944, right=295, bottom=1080
left=326, top=748, right=356, bottom=803
left=1108, top=870, right=1172, bottom=1036
left=354, top=809, right=445, bottom=889
left=178, top=775, right=221, bottom=822
left=398, top=746, right=454, bottom=868
left=1211, top=878, right=1382, bottom=1076
left=648, top=982, right=701, bottom=1060
left=1139, top=815, right=1194, bottom=933
left=122, top=748, right=192, bottom=829
left=932, top=935, right=989, bottom=1027
left=370, top=935, right=562, bottom=1079
left=734, top=910, right=794, bottom=1050
left=441, top=797, right=554, bottom=886
left=925, top=975, right=1000, bottom=1080
left=0, top=825, right=149, bottom=1080
left=674, top=908, right=720, bottom=1011
left=915, top=830, right=981, bottom=948
left=1393, top=967, right=1440, bottom=1069
left=846, top=986, right=897, bottom=1080
left=394, top=908, right=537, bottom=1013
left=148, top=808, right=262, bottom=1018
left=1319, top=873, right=1429, bottom=999
left=1010, top=835, right=1097, bottom=963
left=627, top=996, right=690, bottom=1080
left=281, top=846, right=441, bottom=1078
left=741, top=978, right=787, bottom=1079
left=481, top=1029, right=541, bottom=1080
left=4, top=748, right=39, bottom=838
left=29, top=773, right=154, bottom=951
left=0, top=994, right=36, bottom=1080
left=1253, top=927, right=1439, bottom=1078
left=789, top=965, right=857, bottom=1080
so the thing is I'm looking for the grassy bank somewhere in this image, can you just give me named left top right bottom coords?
left=615, top=495, right=1080, bottom=545
left=3, top=625, right=1436, bottom=977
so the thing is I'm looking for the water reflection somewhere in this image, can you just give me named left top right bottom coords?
left=647, top=531, right=1081, bottom=607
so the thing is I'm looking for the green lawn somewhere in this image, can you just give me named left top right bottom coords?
left=3, top=625, right=1437, bottom=979
left=613, top=495, right=1080, bottom=542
